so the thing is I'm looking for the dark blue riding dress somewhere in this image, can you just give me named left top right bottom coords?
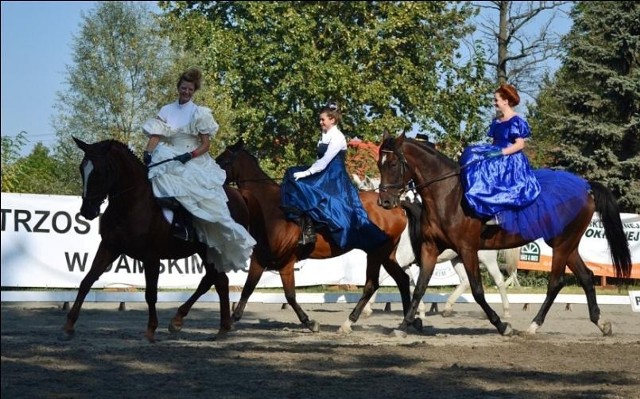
left=281, top=143, right=388, bottom=251
left=460, top=115, right=590, bottom=241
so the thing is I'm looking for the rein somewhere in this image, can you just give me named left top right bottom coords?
left=379, top=147, right=479, bottom=196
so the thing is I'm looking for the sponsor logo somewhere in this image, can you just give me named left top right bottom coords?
left=519, top=242, right=540, bottom=262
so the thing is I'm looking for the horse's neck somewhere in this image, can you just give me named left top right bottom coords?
left=237, top=153, right=281, bottom=198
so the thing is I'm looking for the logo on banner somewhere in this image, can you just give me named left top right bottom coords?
left=629, top=291, right=640, bottom=313
left=519, top=242, right=540, bottom=262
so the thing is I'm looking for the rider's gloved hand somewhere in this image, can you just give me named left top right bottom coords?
left=143, top=151, right=152, bottom=166
left=293, top=170, right=312, bottom=181
left=175, top=152, right=194, bottom=164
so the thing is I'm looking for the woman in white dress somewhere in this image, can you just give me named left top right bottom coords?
left=142, top=67, right=255, bottom=273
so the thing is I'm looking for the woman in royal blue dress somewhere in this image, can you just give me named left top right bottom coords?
left=460, top=83, right=590, bottom=241
left=281, top=102, right=388, bottom=249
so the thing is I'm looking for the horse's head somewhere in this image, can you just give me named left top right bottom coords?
left=73, top=137, right=144, bottom=220
left=215, top=138, right=245, bottom=184
left=377, top=131, right=411, bottom=209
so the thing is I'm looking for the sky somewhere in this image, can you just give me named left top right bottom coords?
left=1, top=1, right=99, bottom=154
left=1, top=1, right=572, bottom=156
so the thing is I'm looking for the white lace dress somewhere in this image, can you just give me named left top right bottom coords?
left=143, top=101, right=255, bottom=273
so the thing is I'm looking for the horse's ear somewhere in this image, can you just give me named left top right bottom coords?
left=231, top=136, right=245, bottom=150
left=382, top=130, right=391, bottom=141
left=73, top=136, right=89, bottom=152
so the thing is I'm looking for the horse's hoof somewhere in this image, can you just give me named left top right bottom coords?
left=503, top=311, right=512, bottom=319
left=389, top=329, right=407, bottom=338
left=501, top=322, right=513, bottom=336
left=168, top=320, right=183, bottom=334
left=599, top=320, right=613, bottom=336
left=441, top=309, right=454, bottom=318
left=362, top=307, right=374, bottom=318
left=412, top=318, right=423, bottom=333
left=307, top=320, right=320, bottom=333
left=338, top=321, right=353, bottom=335
left=232, top=313, right=242, bottom=322
left=59, top=330, right=75, bottom=341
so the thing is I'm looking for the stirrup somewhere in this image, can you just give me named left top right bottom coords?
left=485, top=216, right=499, bottom=225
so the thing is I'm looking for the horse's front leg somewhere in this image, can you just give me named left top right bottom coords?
left=143, top=260, right=160, bottom=343
left=169, top=263, right=216, bottom=334
left=280, top=263, right=318, bottom=332
left=397, top=244, right=437, bottom=334
left=232, top=257, right=264, bottom=322
left=460, top=251, right=511, bottom=336
left=61, top=242, right=119, bottom=340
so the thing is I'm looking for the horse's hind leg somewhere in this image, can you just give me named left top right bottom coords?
left=280, top=265, right=319, bottom=332
left=483, top=253, right=511, bottom=318
left=525, top=252, right=569, bottom=335
left=62, top=244, right=119, bottom=340
left=211, top=269, right=232, bottom=338
left=567, top=252, right=610, bottom=335
left=442, top=261, right=468, bottom=317
left=169, top=269, right=216, bottom=334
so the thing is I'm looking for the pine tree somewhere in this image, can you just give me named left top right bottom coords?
left=532, top=1, right=639, bottom=213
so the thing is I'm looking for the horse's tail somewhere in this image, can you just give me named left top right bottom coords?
left=500, top=247, right=520, bottom=276
left=589, top=181, right=632, bottom=279
left=401, top=198, right=424, bottom=265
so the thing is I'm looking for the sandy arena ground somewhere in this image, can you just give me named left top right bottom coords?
left=2, top=300, right=639, bottom=399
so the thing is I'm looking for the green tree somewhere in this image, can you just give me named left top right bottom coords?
left=1, top=131, right=28, bottom=192
left=160, top=1, right=492, bottom=176
left=53, top=1, right=176, bottom=158
left=530, top=1, right=640, bottom=212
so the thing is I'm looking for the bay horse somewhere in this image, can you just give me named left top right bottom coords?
left=376, top=132, right=632, bottom=336
left=215, top=139, right=411, bottom=334
left=353, top=177, right=515, bottom=318
left=65, top=138, right=254, bottom=342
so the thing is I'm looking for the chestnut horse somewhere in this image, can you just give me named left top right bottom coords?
left=377, top=132, right=632, bottom=336
left=65, top=138, right=255, bottom=342
left=216, top=139, right=410, bottom=333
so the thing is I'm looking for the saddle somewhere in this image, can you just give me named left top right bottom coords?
left=156, top=197, right=197, bottom=242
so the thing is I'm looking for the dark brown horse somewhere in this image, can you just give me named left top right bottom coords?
left=216, top=139, right=411, bottom=333
left=65, top=138, right=254, bottom=342
left=377, top=132, right=632, bottom=336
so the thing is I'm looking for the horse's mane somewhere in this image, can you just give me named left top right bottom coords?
left=381, top=136, right=459, bottom=171
left=98, top=139, right=145, bottom=168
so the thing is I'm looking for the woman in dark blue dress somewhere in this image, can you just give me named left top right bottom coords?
left=281, top=103, right=388, bottom=249
left=460, top=84, right=590, bottom=240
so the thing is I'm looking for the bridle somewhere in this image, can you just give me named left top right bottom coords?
left=378, top=145, right=462, bottom=202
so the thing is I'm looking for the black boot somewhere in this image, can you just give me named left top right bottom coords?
left=298, top=214, right=316, bottom=245
left=171, top=209, right=196, bottom=242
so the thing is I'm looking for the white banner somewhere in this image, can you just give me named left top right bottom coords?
left=1, top=193, right=460, bottom=290
left=515, top=213, right=640, bottom=279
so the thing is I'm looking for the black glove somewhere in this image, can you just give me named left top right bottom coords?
left=484, top=150, right=503, bottom=160
left=143, top=151, right=152, bottom=166
left=175, top=152, right=193, bottom=164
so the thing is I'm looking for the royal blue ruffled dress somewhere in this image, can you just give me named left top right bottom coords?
left=460, top=115, right=590, bottom=241
left=281, top=146, right=389, bottom=251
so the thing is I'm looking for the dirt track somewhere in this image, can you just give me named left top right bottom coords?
left=2, top=300, right=639, bottom=399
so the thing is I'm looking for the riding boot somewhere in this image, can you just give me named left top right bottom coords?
left=172, top=210, right=196, bottom=242
left=298, top=214, right=316, bottom=245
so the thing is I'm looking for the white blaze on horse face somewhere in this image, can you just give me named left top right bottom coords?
left=82, top=160, right=94, bottom=198
left=381, top=153, right=388, bottom=165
